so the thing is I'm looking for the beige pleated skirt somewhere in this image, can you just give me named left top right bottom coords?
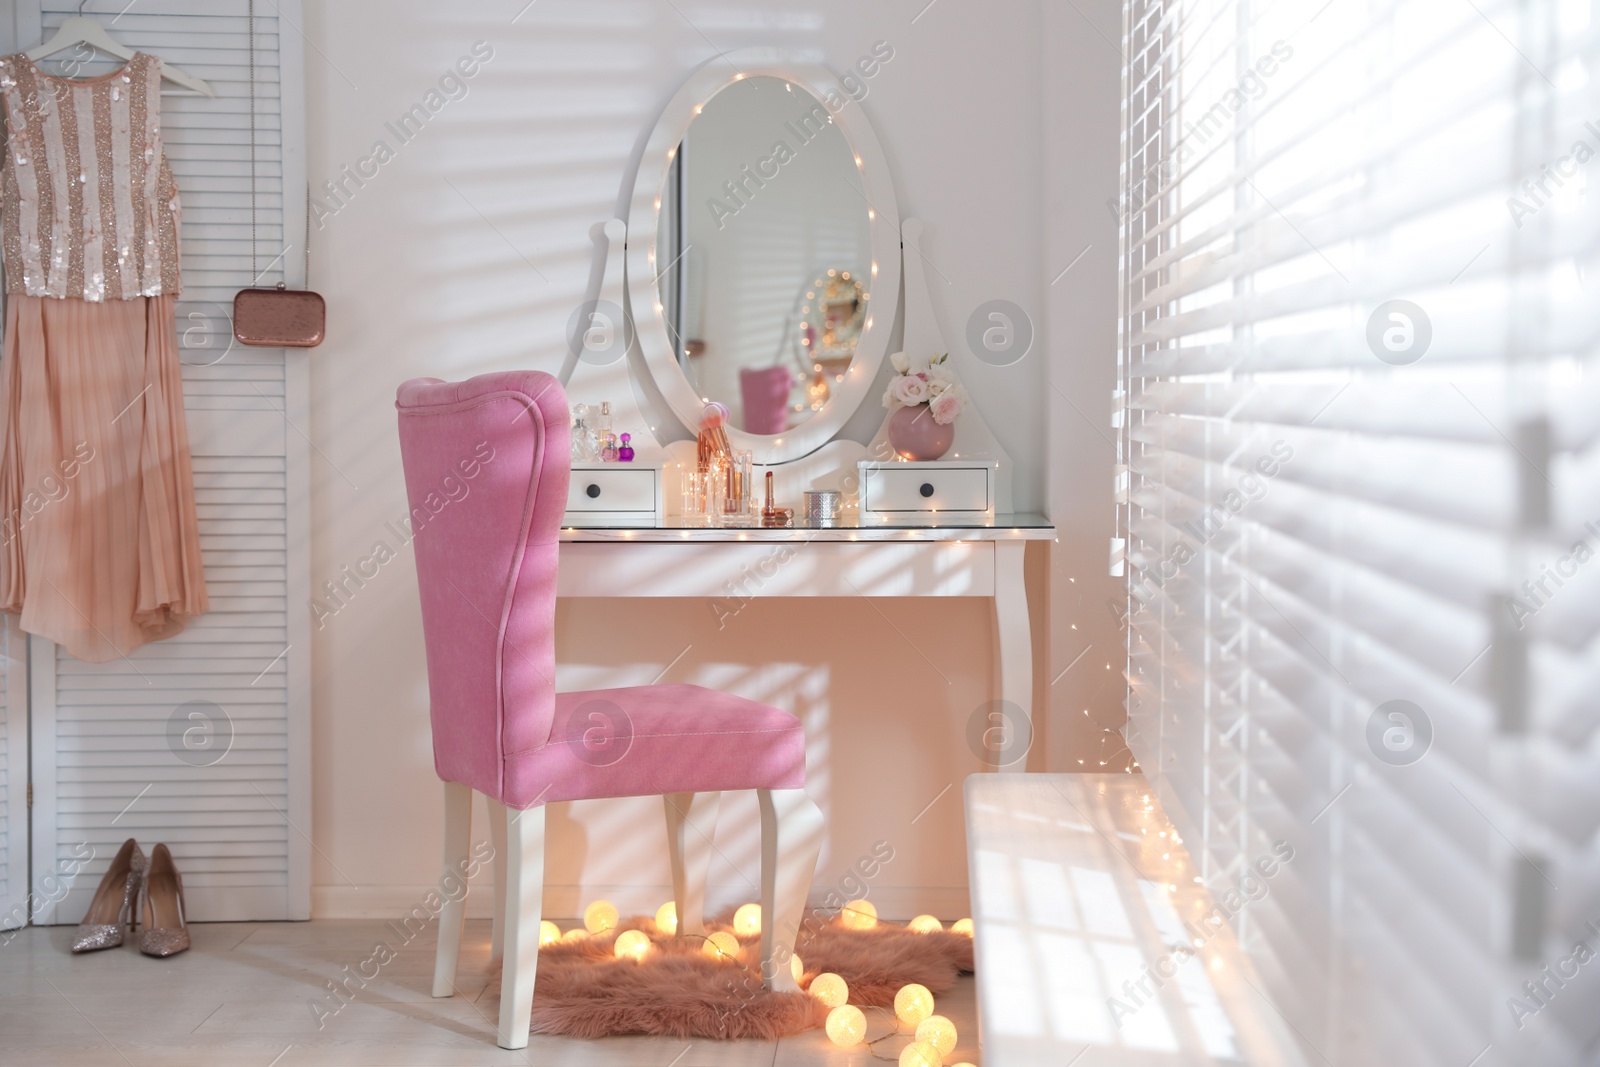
left=0, top=293, right=207, bottom=662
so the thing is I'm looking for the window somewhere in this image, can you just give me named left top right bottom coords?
left=1117, top=0, right=1600, bottom=1062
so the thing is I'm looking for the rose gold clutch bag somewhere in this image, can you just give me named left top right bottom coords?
left=233, top=284, right=325, bottom=348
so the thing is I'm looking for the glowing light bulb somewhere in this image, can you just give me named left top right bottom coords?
left=916, top=1015, right=958, bottom=1057
left=825, top=1004, right=867, bottom=1047
left=561, top=928, right=588, bottom=942
left=894, top=983, right=934, bottom=1026
left=899, top=1041, right=941, bottom=1067
left=733, top=903, right=762, bottom=937
left=839, top=898, right=878, bottom=930
left=584, top=900, right=619, bottom=934
left=538, top=920, right=560, bottom=946
left=908, top=914, right=943, bottom=933
left=702, top=931, right=741, bottom=961
left=613, top=929, right=652, bottom=961
left=808, top=972, right=849, bottom=1008
left=790, top=953, right=804, bottom=982
left=655, top=901, right=678, bottom=935
left=951, top=918, right=974, bottom=937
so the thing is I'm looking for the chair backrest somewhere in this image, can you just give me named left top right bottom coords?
left=395, top=371, right=570, bottom=805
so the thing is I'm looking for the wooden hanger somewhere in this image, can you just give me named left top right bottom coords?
left=27, top=5, right=214, bottom=97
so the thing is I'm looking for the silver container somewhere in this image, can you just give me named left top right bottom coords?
left=804, top=489, right=842, bottom=528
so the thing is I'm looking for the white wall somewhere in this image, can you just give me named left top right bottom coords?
left=1043, top=0, right=1131, bottom=773
left=299, top=0, right=1117, bottom=920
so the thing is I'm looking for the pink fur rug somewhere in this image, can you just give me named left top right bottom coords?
left=510, top=911, right=975, bottom=1040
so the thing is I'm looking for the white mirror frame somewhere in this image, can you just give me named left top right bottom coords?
left=626, top=51, right=902, bottom=465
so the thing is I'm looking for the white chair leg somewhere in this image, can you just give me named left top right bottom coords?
left=758, top=788, right=824, bottom=993
left=431, top=781, right=472, bottom=998
left=496, top=801, right=547, bottom=1050
left=663, top=791, right=720, bottom=936
left=487, top=799, right=507, bottom=965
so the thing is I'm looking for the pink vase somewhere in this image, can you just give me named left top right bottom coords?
left=888, top=404, right=954, bottom=461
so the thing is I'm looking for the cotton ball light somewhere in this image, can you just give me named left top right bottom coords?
left=789, top=952, right=804, bottom=983
left=839, top=898, right=878, bottom=930
left=951, top=918, right=974, bottom=937
left=613, top=929, right=652, bottom=961
left=655, top=901, right=678, bottom=936
left=734, top=902, right=762, bottom=936
left=583, top=900, right=619, bottom=934
left=561, top=927, right=588, bottom=942
left=702, top=930, right=741, bottom=961
left=538, top=920, right=560, bottom=946
left=894, top=982, right=935, bottom=1026
left=899, top=1041, right=941, bottom=1067
left=908, top=914, right=943, bottom=933
left=916, top=1015, right=958, bottom=1057
left=808, top=972, right=849, bottom=1007
left=825, top=1004, right=867, bottom=1047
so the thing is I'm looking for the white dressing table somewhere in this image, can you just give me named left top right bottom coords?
left=557, top=50, right=1048, bottom=768
left=557, top=514, right=1053, bottom=764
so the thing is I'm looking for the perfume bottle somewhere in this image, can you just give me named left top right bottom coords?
left=596, top=401, right=617, bottom=461
left=571, top=403, right=598, bottom=462
left=618, top=433, right=634, bottom=462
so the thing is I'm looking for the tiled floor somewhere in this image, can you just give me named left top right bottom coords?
left=0, top=918, right=981, bottom=1066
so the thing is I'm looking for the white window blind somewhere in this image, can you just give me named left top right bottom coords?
left=1117, top=0, right=1600, bottom=1064
left=3, top=0, right=311, bottom=924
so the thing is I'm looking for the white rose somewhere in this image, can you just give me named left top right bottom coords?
left=892, top=375, right=932, bottom=406
left=889, top=351, right=910, bottom=374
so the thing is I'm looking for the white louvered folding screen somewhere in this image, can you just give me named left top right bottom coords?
left=1117, top=1, right=1600, bottom=1065
left=0, top=0, right=310, bottom=924
left=0, top=618, right=26, bottom=931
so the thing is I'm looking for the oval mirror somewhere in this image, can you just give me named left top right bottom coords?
left=629, top=58, right=900, bottom=463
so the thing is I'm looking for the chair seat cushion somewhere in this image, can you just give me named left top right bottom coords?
left=502, top=684, right=806, bottom=807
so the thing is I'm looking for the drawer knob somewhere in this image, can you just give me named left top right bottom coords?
left=919, top=482, right=935, bottom=498
left=586, top=483, right=602, bottom=499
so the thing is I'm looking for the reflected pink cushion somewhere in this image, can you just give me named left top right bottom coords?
left=396, top=371, right=806, bottom=810
left=739, top=366, right=792, bottom=434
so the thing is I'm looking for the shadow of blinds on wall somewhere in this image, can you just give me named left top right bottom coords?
left=1116, top=1, right=1599, bottom=1065
left=16, top=0, right=311, bottom=924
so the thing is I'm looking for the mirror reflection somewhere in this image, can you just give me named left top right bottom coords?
left=656, top=75, right=872, bottom=435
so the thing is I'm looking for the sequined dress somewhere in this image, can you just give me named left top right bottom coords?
left=0, top=51, right=207, bottom=662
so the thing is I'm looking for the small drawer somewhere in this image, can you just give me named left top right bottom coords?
left=861, top=463, right=994, bottom=513
left=566, top=467, right=657, bottom=513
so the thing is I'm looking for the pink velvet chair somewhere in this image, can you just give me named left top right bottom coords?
left=395, top=370, right=824, bottom=1049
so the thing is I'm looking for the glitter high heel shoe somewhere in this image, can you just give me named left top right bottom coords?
left=71, top=838, right=146, bottom=953
left=137, top=843, right=190, bottom=958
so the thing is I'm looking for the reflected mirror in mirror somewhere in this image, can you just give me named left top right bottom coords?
left=656, top=75, right=872, bottom=435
